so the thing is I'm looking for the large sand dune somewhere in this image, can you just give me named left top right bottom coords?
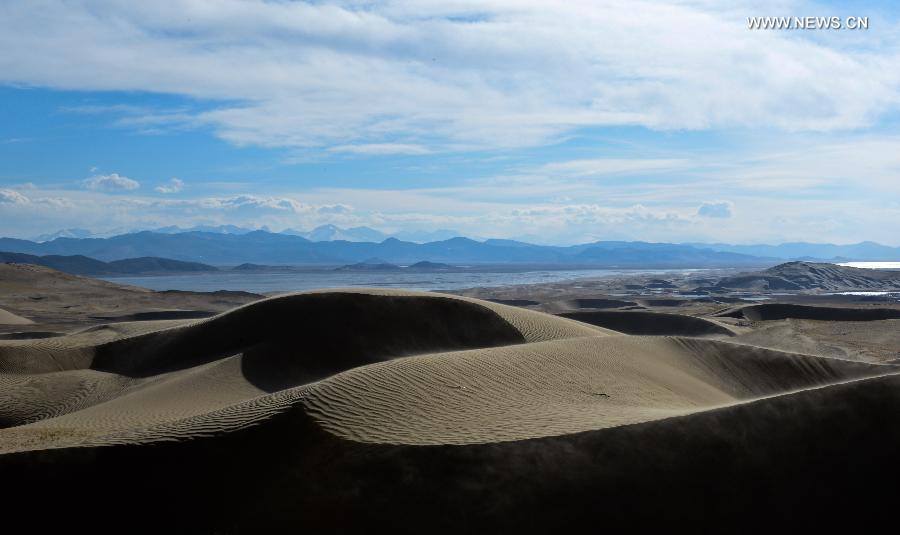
left=2, top=288, right=898, bottom=530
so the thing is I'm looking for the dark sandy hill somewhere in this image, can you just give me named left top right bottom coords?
left=560, top=310, right=736, bottom=336
left=1, top=251, right=217, bottom=275
left=0, top=263, right=259, bottom=331
left=564, top=298, right=639, bottom=309
left=715, top=261, right=900, bottom=291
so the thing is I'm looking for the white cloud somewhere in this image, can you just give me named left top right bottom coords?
left=1, top=1, right=898, bottom=151
left=540, top=158, right=689, bottom=177
left=82, top=173, right=140, bottom=191
left=2, top=183, right=900, bottom=246
left=189, top=195, right=318, bottom=214
left=329, top=144, right=432, bottom=155
left=697, top=201, right=733, bottom=218
left=155, top=177, right=184, bottom=193
left=0, top=189, right=30, bottom=204
left=317, top=204, right=353, bottom=214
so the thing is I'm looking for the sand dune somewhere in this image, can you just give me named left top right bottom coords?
left=0, top=290, right=612, bottom=450
left=302, top=335, right=887, bottom=444
left=1, top=289, right=892, bottom=450
left=716, top=261, right=900, bottom=291
left=2, top=288, right=898, bottom=530
left=0, top=262, right=258, bottom=332
left=559, top=309, right=736, bottom=337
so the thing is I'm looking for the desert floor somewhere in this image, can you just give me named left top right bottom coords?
left=2, top=263, right=899, bottom=532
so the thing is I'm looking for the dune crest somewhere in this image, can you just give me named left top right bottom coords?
left=1, top=289, right=895, bottom=455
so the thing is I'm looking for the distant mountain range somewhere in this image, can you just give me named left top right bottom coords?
left=0, top=251, right=217, bottom=276
left=270, top=224, right=466, bottom=244
left=2, top=230, right=775, bottom=267
left=32, top=228, right=97, bottom=242
left=685, top=241, right=900, bottom=261
left=36, top=224, right=466, bottom=244
left=25, top=225, right=900, bottom=262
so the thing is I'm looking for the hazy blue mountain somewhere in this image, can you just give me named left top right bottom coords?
left=32, top=228, right=95, bottom=242
left=154, top=224, right=259, bottom=235
left=0, top=251, right=217, bottom=275
left=575, top=243, right=763, bottom=266
left=685, top=241, right=900, bottom=261
left=482, top=238, right=536, bottom=248
left=282, top=225, right=455, bottom=243
left=282, top=224, right=389, bottom=242
left=391, top=229, right=465, bottom=243
left=0, top=231, right=776, bottom=267
left=408, top=261, right=455, bottom=270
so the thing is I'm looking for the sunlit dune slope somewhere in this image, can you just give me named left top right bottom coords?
left=1, top=290, right=894, bottom=454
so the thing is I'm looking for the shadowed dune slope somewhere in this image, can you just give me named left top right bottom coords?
left=2, top=289, right=900, bottom=530
left=0, top=291, right=532, bottom=376
left=2, top=373, right=900, bottom=533
left=0, top=290, right=613, bottom=448
left=0, top=331, right=64, bottom=340
left=715, top=302, right=900, bottom=321
left=0, top=290, right=894, bottom=454
left=1, top=290, right=897, bottom=448
left=563, top=298, right=639, bottom=309
left=559, top=310, right=736, bottom=336
left=89, top=310, right=217, bottom=322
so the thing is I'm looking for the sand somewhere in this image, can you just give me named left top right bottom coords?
left=2, top=268, right=900, bottom=531
left=0, top=307, right=33, bottom=325
left=2, top=286, right=895, bottom=450
left=558, top=309, right=737, bottom=337
left=0, top=262, right=258, bottom=333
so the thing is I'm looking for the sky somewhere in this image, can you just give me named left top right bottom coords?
left=1, top=0, right=900, bottom=245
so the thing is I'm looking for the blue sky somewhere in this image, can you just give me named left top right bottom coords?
left=2, top=1, right=899, bottom=245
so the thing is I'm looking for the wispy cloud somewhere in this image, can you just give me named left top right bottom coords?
left=329, top=143, right=432, bottom=155
left=0, top=189, right=30, bottom=204
left=155, top=177, right=184, bottom=194
left=2, top=2, right=900, bottom=245
left=540, top=158, right=689, bottom=177
left=2, top=181, right=899, bottom=246
left=82, top=173, right=140, bottom=191
left=2, top=1, right=898, bottom=152
left=697, top=201, right=733, bottom=218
